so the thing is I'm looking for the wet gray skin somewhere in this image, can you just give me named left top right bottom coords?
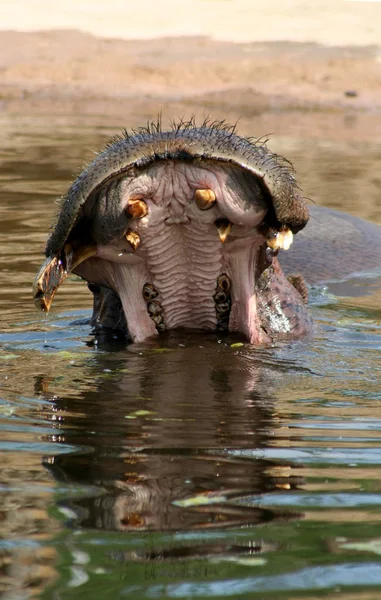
left=33, top=120, right=381, bottom=344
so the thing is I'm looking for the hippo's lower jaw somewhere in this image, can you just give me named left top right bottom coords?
left=33, top=122, right=312, bottom=344
left=35, top=217, right=310, bottom=344
left=82, top=227, right=310, bottom=344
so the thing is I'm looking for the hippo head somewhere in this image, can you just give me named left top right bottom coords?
left=33, top=119, right=312, bottom=344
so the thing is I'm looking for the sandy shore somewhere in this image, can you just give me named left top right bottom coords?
left=2, top=1, right=381, bottom=46
left=1, top=1, right=381, bottom=140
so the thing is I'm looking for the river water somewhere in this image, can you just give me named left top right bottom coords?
left=1, top=114, right=381, bottom=599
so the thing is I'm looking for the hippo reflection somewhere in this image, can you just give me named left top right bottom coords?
left=41, top=339, right=303, bottom=551
left=34, top=119, right=381, bottom=344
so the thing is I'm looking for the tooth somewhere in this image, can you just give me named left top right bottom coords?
left=194, top=188, right=216, bottom=210
left=215, top=219, right=232, bottom=243
left=216, top=302, right=231, bottom=315
left=151, top=314, right=164, bottom=326
left=280, top=228, right=294, bottom=251
left=126, top=199, right=148, bottom=219
left=276, top=483, right=291, bottom=490
left=33, top=244, right=97, bottom=312
left=33, top=255, right=66, bottom=312
left=217, top=274, right=231, bottom=292
left=142, top=283, right=158, bottom=301
left=126, top=230, right=140, bottom=251
left=213, top=290, right=227, bottom=303
left=266, top=226, right=293, bottom=251
left=120, top=512, right=145, bottom=527
left=215, top=274, right=232, bottom=331
left=147, top=301, right=162, bottom=316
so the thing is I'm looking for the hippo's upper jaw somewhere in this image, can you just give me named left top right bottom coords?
left=33, top=120, right=312, bottom=344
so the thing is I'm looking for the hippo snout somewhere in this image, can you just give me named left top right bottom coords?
left=33, top=120, right=312, bottom=344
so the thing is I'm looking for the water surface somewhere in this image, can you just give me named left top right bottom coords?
left=1, top=114, right=381, bottom=599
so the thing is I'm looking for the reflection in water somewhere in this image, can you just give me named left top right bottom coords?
left=41, top=339, right=303, bottom=552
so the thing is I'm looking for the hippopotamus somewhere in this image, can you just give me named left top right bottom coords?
left=33, top=120, right=381, bottom=344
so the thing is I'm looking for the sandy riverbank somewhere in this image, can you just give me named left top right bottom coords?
left=0, top=1, right=381, bottom=140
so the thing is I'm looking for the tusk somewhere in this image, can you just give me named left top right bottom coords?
left=33, top=255, right=67, bottom=312
left=266, top=226, right=293, bottom=251
left=126, top=198, right=148, bottom=219
left=194, top=188, right=216, bottom=210
left=33, top=243, right=97, bottom=312
left=215, top=218, right=232, bottom=243
left=125, top=230, right=141, bottom=251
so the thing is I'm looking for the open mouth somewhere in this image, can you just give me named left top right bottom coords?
left=33, top=120, right=311, bottom=344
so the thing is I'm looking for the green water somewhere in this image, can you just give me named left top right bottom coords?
left=0, top=115, right=381, bottom=600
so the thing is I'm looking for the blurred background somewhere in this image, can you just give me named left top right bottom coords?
left=0, top=0, right=381, bottom=132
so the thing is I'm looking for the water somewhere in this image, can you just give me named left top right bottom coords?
left=0, top=113, right=381, bottom=599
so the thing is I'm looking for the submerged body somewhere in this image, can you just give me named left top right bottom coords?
left=33, top=121, right=381, bottom=344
